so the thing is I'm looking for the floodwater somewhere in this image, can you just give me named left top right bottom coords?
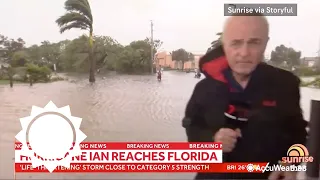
left=0, top=71, right=319, bottom=179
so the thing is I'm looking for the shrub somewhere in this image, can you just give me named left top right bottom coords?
left=313, top=78, right=320, bottom=87
left=26, top=64, right=52, bottom=82
left=50, top=76, right=66, bottom=82
left=13, top=67, right=28, bottom=81
left=295, top=67, right=320, bottom=77
left=0, top=68, right=9, bottom=80
left=301, top=78, right=320, bottom=88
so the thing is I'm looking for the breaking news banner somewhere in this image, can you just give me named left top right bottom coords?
left=13, top=101, right=270, bottom=174
left=14, top=142, right=267, bottom=173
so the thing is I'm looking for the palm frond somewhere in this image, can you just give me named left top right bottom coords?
left=81, top=0, right=92, bottom=13
left=56, top=12, right=92, bottom=28
left=211, top=40, right=219, bottom=46
left=59, top=21, right=90, bottom=34
left=64, top=0, right=93, bottom=21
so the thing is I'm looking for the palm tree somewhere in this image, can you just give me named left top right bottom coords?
left=56, top=0, right=95, bottom=82
left=207, top=32, right=223, bottom=52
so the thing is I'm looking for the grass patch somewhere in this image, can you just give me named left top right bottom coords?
left=0, top=80, right=26, bottom=85
left=301, top=78, right=320, bottom=88
left=310, top=75, right=320, bottom=78
left=300, top=75, right=320, bottom=78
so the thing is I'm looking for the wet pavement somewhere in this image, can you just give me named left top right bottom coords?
left=0, top=71, right=319, bottom=179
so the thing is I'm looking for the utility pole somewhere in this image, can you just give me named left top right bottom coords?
left=150, top=20, right=154, bottom=74
left=318, top=37, right=320, bottom=57
left=316, top=37, right=320, bottom=69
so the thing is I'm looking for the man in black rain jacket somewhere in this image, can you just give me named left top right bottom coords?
left=182, top=14, right=308, bottom=179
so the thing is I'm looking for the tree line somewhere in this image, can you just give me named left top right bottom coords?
left=0, top=34, right=164, bottom=73
left=0, top=32, right=197, bottom=86
left=0, top=33, right=198, bottom=73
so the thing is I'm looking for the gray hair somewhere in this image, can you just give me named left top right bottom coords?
left=222, top=12, right=269, bottom=43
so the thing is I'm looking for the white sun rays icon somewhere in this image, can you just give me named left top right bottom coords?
left=15, top=101, right=87, bottom=173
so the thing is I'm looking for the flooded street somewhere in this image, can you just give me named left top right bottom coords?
left=1, top=71, right=319, bottom=179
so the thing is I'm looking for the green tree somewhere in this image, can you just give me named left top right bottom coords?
left=26, top=63, right=52, bottom=83
left=11, top=50, right=29, bottom=67
left=145, top=38, right=163, bottom=71
left=126, top=38, right=163, bottom=73
left=172, top=48, right=194, bottom=70
left=93, top=35, right=123, bottom=71
left=56, top=0, right=95, bottom=82
left=26, top=45, right=41, bottom=63
left=144, top=38, right=163, bottom=53
left=0, top=34, right=26, bottom=87
left=1, top=33, right=167, bottom=76
left=115, top=46, right=145, bottom=73
left=270, top=45, right=301, bottom=68
left=25, top=41, right=65, bottom=71
left=39, top=41, right=62, bottom=67
left=0, top=35, right=25, bottom=62
left=59, top=35, right=89, bottom=72
left=57, top=35, right=122, bottom=73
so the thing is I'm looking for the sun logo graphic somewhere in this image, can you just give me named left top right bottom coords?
left=15, top=101, right=87, bottom=172
left=281, top=144, right=313, bottom=164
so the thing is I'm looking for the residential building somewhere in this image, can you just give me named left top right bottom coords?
left=301, top=57, right=319, bottom=67
left=155, top=51, right=204, bottom=70
left=193, top=54, right=204, bottom=69
left=154, top=51, right=174, bottom=69
left=183, top=54, right=204, bottom=70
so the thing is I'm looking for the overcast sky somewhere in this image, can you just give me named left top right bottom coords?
left=0, top=0, right=319, bottom=57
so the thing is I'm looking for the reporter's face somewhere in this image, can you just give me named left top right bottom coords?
left=223, top=16, right=269, bottom=75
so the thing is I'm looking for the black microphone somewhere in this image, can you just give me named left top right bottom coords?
left=224, top=100, right=251, bottom=130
